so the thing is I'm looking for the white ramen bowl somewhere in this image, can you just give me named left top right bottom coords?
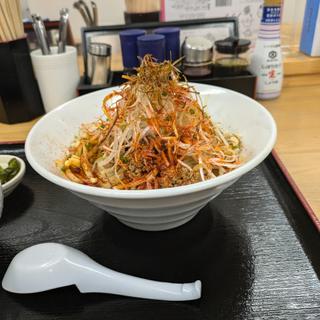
left=25, top=83, right=277, bottom=231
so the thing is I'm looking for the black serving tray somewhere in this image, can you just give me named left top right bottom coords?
left=77, top=70, right=257, bottom=98
left=0, top=144, right=319, bottom=320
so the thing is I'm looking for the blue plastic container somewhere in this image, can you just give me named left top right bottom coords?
left=119, top=29, right=146, bottom=69
left=154, top=27, right=180, bottom=61
left=137, top=34, right=165, bottom=62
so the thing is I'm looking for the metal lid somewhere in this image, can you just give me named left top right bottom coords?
left=89, top=43, right=112, bottom=57
left=182, top=36, right=213, bottom=63
left=154, top=27, right=180, bottom=36
left=137, top=34, right=165, bottom=43
left=119, top=29, right=146, bottom=38
left=215, top=37, right=251, bottom=54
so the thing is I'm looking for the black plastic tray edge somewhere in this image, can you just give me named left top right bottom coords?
left=1, top=143, right=319, bottom=280
left=263, top=151, right=320, bottom=279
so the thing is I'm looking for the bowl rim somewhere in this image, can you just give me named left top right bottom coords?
left=0, top=155, right=26, bottom=190
left=25, top=83, right=277, bottom=199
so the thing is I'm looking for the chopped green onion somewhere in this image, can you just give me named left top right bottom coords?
left=0, top=158, right=20, bottom=184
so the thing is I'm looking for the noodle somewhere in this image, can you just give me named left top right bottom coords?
left=56, top=55, right=242, bottom=190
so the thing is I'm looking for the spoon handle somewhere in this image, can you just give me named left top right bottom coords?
left=75, top=260, right=201, bottom=301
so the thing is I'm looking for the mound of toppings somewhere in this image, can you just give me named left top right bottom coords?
left=57, top=55, right=241, bottom=190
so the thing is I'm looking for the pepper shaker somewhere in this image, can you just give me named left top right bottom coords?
left=182, top=36, right=213, bottom=77
left=154, top=27, right=180, bottom=61
left=137, top=34, right=165, bottom=62
left=87, top=43, right=111, bottom=85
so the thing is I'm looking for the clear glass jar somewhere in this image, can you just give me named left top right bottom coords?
left=214, top=37, right=251, bottom=77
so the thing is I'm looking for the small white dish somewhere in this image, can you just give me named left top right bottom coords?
left=0, top=155, right=26, bottom=197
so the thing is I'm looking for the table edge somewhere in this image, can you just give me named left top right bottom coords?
left=272, top=150, right=320, bottom=232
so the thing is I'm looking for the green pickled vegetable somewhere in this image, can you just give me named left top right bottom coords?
left=0, top=158, right=20, bottom=184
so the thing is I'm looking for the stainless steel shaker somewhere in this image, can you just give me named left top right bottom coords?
left=87, top=43, right=111, bottom=85
left=182, top=36, right=213, bottom=77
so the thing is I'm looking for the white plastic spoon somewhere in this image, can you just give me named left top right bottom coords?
left=2, top=243, right=201, bottom=301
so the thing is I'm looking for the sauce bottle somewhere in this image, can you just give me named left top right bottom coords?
left=249, top=0, right=283, bottom=100
left=215, top=37, right=251, bottom=77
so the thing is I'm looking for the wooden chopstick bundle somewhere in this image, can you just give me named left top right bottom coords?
left=0, top=0, right=24, bottom=42
left=125, top=0, right=160, bottom=14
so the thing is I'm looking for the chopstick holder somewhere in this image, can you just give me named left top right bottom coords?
left=0, top=37, right=44, bottom=124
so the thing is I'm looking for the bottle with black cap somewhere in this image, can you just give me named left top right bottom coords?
left=214, top=37, right=251, bottom=77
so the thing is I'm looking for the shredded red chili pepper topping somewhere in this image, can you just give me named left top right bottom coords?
left=57, top=55, right=242, bottom=190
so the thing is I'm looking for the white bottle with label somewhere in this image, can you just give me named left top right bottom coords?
left=249, top=0, right=283, bottom=100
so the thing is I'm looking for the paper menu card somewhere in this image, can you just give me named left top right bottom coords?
left=180, top=25, right=232, bottom=44
left=161, top=0, right=264, bottom=43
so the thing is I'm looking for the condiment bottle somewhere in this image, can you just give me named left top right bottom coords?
left=154, top=27, right=180, bottom=61
left=137, top=34, right=165, bottom=62
left=119, top=29, right=146, bottom=69
left=214, top=37, right=251, bottom=77
left=182, top=36, right=213, bottom=77
left=249, top=0, right=283, bottom=100
left=87, top=43, right=111, bottom=85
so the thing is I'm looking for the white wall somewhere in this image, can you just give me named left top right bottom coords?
left=282, top=0, right=306, bottom=24
left=26, top=0, right=307, bottom=42
left=27, top=0, right=125, bottom=41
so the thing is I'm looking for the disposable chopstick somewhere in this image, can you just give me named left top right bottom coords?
left=5, top=0, right=18, bottom=39
left=10, top=0, right=24, bottom=38
left=125, top=0, right=159, bottom=14
left=0, top=4, right=13, bottom=41
left=1, top=0, right=16, bottom=39
left=125, top=0, right=131, bottom=13
left=0, top=0, right=24, bottom=42
left=15, top=0, right=24, bottom=37
left=0, top=20, right=6, bottom=41
left=0, top=14, right=8, bottom=41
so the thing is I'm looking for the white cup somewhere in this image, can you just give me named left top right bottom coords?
left=31, top=46, right=80, bottom=113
